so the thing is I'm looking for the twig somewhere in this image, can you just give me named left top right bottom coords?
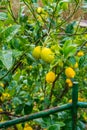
left=7, top=0, right=18, bottom=23
left=47, top=69, right=64, bottom=108
left=55, top=84, right=69, bottom=103
left=56, top=2, right=80, bottom=29
left=48, top=0, right=61, bottom=33
left=0, top=111, right=20, bottom=117
left=75, top=40, right=87, bottom=55
left=23, top=0, right=39, bottom=24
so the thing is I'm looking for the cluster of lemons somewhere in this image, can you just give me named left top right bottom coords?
left=0, top=93, right=10, bottom=101
left=65, top=67, right=75, bottom=87
left=65, top=50, right=84, bottom=87
left=37, top=7, right=48, bottom=24
left=32, top=46, right=55, bottom=84
left=32, top=46, right=54, bottom=63
left=32, top=47, right=84, bottom=85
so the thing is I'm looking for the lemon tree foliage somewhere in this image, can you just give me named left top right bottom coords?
left=0, top=0, right=87, bottom=130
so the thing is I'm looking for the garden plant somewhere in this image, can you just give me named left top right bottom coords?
left=0, top=0, right=87, bottom=130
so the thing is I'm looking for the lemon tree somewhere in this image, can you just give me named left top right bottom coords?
left=0, top=0, right=87, bottom=130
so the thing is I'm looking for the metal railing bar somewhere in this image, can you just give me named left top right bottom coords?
left=77, top=102, right=87, bottom=108
left=0, top=103, right=72, bottom=128
left=72, top=82, right=78, bottom=130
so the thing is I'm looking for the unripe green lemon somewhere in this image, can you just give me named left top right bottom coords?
left=32, top=46, right=41, bottom=59
left=41, top=47, right=54, bottom=63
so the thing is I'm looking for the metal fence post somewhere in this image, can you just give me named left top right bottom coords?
left=72, top=82, right=78, bottom=130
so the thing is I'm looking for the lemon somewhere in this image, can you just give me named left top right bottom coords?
left=0, top=82, right=4, bottom=87
left=68, top=82, right=73, bottom=87
left=16, top=124, right=23, bottom=130
left=66, top=78, right=71, bottom=84
left=37, top=7, right=43, bottom=14
left=77, top=51, right=84, bottom=57
left=69, top=97, right=85, bottom=103
left=65, top=67, right=75, bottom=78
left=28, top=65, right=33, bottom=70
left=85, top=43, right=87, bottom=46
left=32, top=46, right=41, bottom=59
left=0, top=93, right=10, bottom=101
left=41, top=47, right=54, bottom=63
left=83, top=113, right=87, bottom=121
left=0, top=108, right=3, bottom=112
left=66, top=78, right=73, bottom=87
left=74, top=62, right=78, bottom=68
left=24, top=123, right=33, bottom=130
left=46, top=71, right=56, bottom=83
left=24, top=126, right=33, bottom=130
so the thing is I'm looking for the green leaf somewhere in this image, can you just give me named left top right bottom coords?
left=0, top=50, right=13, bottom=70
left=24, top=102, right=33, bottom=114
left=65, top=21, right=76, bottom=34
left=12, top=50, right=22, bottom=58
left=0, top=87, right=4, bottom=94
left=15, top=104, right=24, bottom=114
left=0, top=12, right=8, bottom=20
left=2, top=25, right=21, bottom=42
left=12, top=97, right=22, bottom=106
left=79, top=54, right=87, bottom=68
left=68, top=56, right=76, bottom=65
left=47, top=124, right=60, bottom=130
left=63, top=40, right=76, bottom=57
left=78, top=120, right=86, bottom=130
left=34, top=118, right=48, bottom=128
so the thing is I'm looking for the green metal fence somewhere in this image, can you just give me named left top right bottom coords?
left=0, top=82, right=87, bottom=130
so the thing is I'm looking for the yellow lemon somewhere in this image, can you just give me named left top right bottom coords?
left=0, top=108, right=3, bottom=112
left=0, top=82, right=4, bottom=87
left=65, top=67, right=75, bottom=78
left=83, top=113, right=87, bottom=121
left=85, top=43, right=87, bottom=46
left=46, top=71, right=56, bottom=83
left=28, top=65, right=33, bottom=70
left=68, top=82, right=73, bottom=87
left=68, top=97, right=85, bottom=103
left=77, top=51, right=84, bottom=57
left=66, top=78, right=71, bottom=84
left=16, top=124, right=23, bottom=130
left=66, top=78, right=73, bottom=87
left=32, top=46, right=41, bottom=59
left=41, top=47, right=54, bottom=63
left=0, top=93, right=10, bottom=101
left=37, top=7, right=43, bottom=14
left=78, top=97, right=85, bottom=102
left=24, top=123, right=33, bottom=130
left=68, top=99, right=72, bottom=103
left=74, top=62, right=78, bottom=68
